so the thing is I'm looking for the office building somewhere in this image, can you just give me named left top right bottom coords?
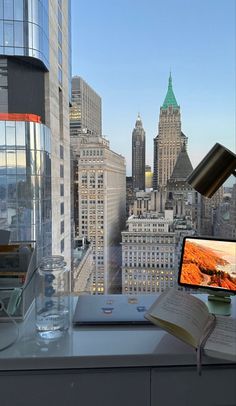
left=166, top=143, right=201, bottom=232
left=212, top=185, right=236, bottom=239
left=200, top=187, right=224, bottom=236
left=153, top=74, right=187, bottom=189
left=122, top=212, right=177, bottom=294
left=126, top=176, right=134, bottom=218
left=72, top=134, right=126, bottom=294
left=70, top=76, right=102, bottom=137
left=0, top=0, right=71, bottom=262
left=132, top=114, right=145, bottom=191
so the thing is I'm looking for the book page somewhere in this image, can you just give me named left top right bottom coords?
left=204, top=316, right=236, bottom=361
left=146, top=288, right=214, bottom=347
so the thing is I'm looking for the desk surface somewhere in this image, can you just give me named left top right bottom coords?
left=0, top=294, right=236, bottom=371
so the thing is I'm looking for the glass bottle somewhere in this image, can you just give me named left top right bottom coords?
left=35, top=255, right=70, bottom=339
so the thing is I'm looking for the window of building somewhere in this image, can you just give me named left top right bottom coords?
left=60, top=202, right=64, bottom=215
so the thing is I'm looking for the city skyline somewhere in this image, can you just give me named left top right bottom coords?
left=71, top=0, right=235, bottom=179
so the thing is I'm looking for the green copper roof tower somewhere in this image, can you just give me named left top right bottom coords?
left=162, top=73, right=179, bottom=109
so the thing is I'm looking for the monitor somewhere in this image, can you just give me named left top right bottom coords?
left=178, top=236, right=236, bottom=315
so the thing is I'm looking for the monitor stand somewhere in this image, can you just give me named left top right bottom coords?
left=207, top=294, right=232, bottom=316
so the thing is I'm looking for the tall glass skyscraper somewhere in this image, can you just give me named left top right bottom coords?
left=0, top=0, right=71, bottom=262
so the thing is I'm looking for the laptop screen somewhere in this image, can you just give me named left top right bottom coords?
left=178, top=237, right=236, bottom=293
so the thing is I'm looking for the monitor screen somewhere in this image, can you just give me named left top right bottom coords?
left=178, top=236, right=236, bottom=293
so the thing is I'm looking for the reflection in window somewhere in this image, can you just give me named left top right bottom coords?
left=14, top=21, right=23, bottom=47
left=4, top=21, right=14, bottom=46
left=14, top=0, right=23, bottom=20
left=0, top=1, right=3, bottom=19
left=6, top=150, right=16, bottom=170
left=16, top=150, right=26, bottom=174
left=32, top=23, right=39, bottom=50
left=6, top=122, right=15, bottom=146
left=0, top=151, right=6, bottom=172
left=0, top=175, right=7, bottom=200
left=0, top=121, right=5, bottom=146
left=7, top=175, right=16, bottom=199
left=0, top=21, right=3, bottom=44
left=16, top=121, right=25, bottom=147
left=4, top=0, right=14, bottom=20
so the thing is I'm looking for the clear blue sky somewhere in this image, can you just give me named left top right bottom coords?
left=71, top=0, right=235, bottom=176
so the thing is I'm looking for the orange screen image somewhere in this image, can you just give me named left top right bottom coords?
left=179, top=239, right=236, bottom=291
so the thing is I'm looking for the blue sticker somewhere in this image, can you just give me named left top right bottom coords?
left=101, top=307, right=114, bottom=315
left=137, top=306, right=146, bottom=312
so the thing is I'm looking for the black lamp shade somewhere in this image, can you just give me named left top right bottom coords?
left=187, top=143, right=236, bottom=198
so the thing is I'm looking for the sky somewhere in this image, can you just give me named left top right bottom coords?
left=71, top=0, right=235, bottom=177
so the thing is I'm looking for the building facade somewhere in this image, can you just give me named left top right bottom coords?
left=165, top=143, right=200, bottom=232
left=72, top=238, right=94, bottom=293
left=200, top=187, right=224, bottom=236
left=121, top=212, right=177, bottom=294
left=153, top=74, right=187, bottom=190
left=211, top=185, right=236, bottom=239
left=0, top=0, right=71, bottom=262
left=72, top=134, right=126, bottom=294
left=70, top=76, right=102, bottom=138
left=132, top=114, right=145, bottom=191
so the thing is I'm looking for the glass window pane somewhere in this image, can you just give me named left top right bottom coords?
left=0, top=175, right=7, bottom=200
left=0, top=21, right=3, bottom=44
left=0, top=150, right=6, bottom=174
left=4, top=21, right=14, bottom=47
left=32, top=0, right=39, bottom=24
left=28, top=22, right=33, bottom=49
left=16, top=149, right=26, bottom=174
left=32, top=23, right=39, bottom=50
left=0, top=121, right=6, bottom=146
left=6, top=122, right=15, bottom=146
left=36, top=150, right=41, bottom=175
left=29, top=122, right=35, bottom=149
left=40, top=125, right=44, bottom=150
left=0, top=0, right=3, bottom=19
left=16, top=121, right=25, bottom=147
left=6, top=150, right=16, bottom=170
left=27, top=0, right=32, bottom=22
left=4, top=0, right=13, bottom=20
left=35, top=123, right=40, bottom=150
left=14, top=0, right=23, bottom=20
left=16, top=174, right=27, bottom=200
left=7, top=175, right=16, bottom=200
left=30, top=150, right=36, bottom=175
left=14, top=21, right=23, bottom=47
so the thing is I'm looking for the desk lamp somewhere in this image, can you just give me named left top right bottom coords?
left=186, top=143, right=236, bottom=315
left=187, top=143, right=236, bottom=198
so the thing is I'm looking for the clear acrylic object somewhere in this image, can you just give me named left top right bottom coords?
left=35, top=256, right=70, bottom=339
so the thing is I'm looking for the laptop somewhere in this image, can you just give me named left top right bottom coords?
left=72, top=294, right=158, bottom=325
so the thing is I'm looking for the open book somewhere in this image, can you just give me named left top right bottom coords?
left=145, top=288, right=236, bottom=369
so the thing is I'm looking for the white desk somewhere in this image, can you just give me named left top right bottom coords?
left=0, top=295, right=236, bottom=406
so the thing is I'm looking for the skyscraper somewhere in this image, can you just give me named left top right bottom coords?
left=132, top=114, right=145, bottom=191
left=0, top=0, right=72, bottom=262
left=72, top=133, right=126, bottom=294
left=122, top=212, right=177, bottom=294
left=70, top=76, right=102, bottom=138
left=153, top=74, right=187, bottom=190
